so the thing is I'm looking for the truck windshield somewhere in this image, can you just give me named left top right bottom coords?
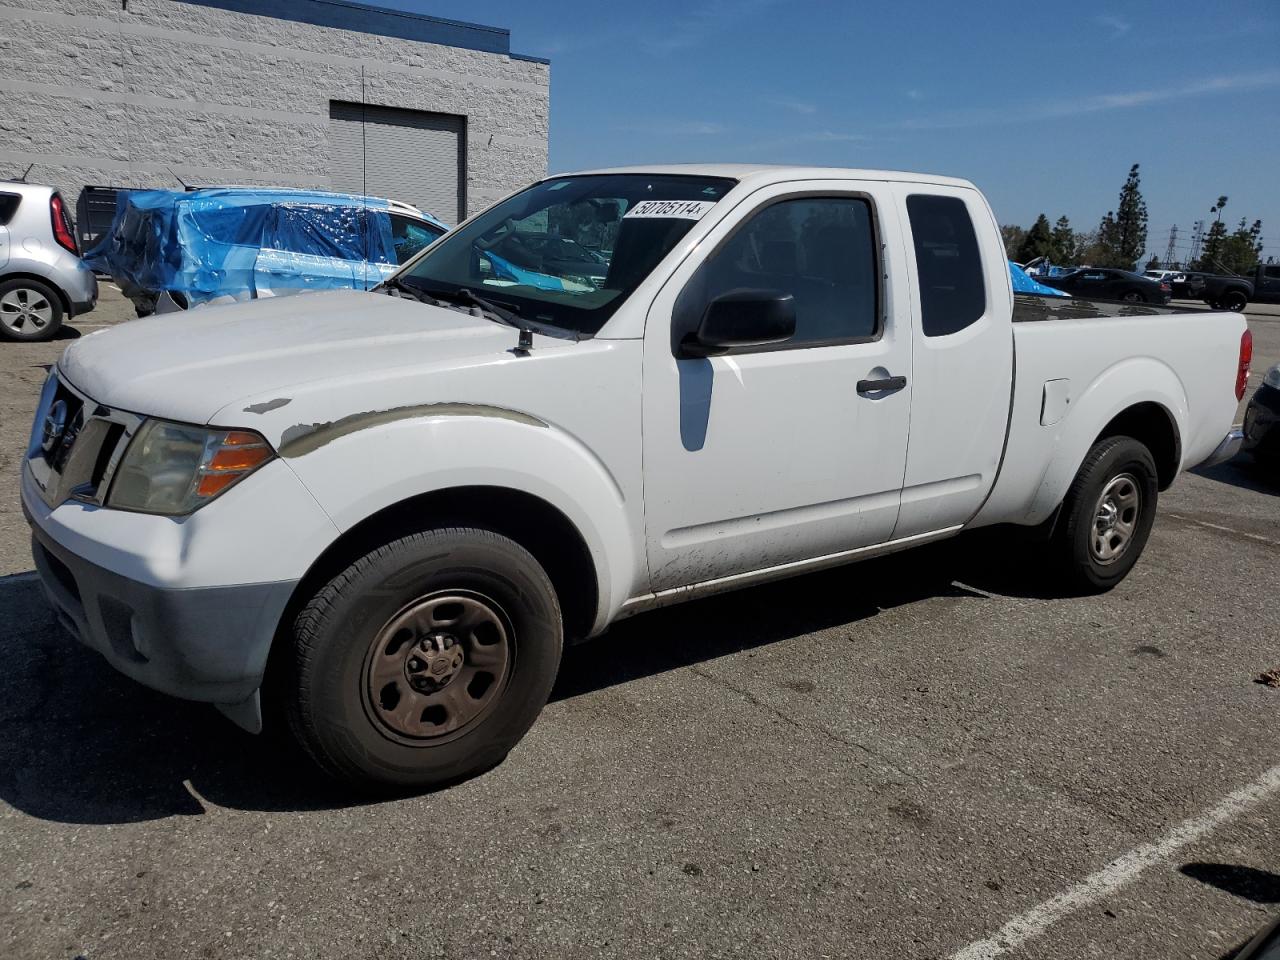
left=395, top=173, right=736, bottom=336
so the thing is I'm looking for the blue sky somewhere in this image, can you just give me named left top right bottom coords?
left=380, top=0, right=1280, bottom=263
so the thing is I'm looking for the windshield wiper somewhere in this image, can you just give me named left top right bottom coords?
left=377, top=276, right=433, bottom=304
left=451, top=287, right=524, bottom=328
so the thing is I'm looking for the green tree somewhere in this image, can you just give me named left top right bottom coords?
left=1113, top=164, right=1148, bottom=268
left=1198, top=196, right=1230, bottom=270
left=1216, top=218, right=1264, bottom=274
left=1093, top=211, right=1126, bottom=267
left=1015, top=214, right=1055, bottom=263
left=1051, top=215, right=1076, bottom=263
left=1000, top=224, right=1027, bottom=256
left=1092, top=164, right=1147, bottom=268
left=1145, top=256, right=1161, bottom=271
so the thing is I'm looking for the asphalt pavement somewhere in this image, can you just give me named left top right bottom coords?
left=1, top=288, right=1278, bottom=959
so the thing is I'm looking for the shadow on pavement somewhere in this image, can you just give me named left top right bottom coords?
left=1194, top=457, right=1280, bottom=497
left=1181, top=862, right=1280, bottom=904
left=0, top=530, right=1049, bottom=824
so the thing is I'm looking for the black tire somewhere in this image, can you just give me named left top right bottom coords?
left=0, top=277, right=64, bottom=342
left=1208, top=298, right=1224, bottom=310
left=1223, top=290, right=1248, bottom=312
left=1050, top=436, right=1159, bottom=593
left=285, top=526, right=562, bottom=790
left=1120, top=290, right=1146, bottom=304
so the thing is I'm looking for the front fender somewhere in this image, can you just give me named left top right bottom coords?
left=1024, top=356, right=1188, bottom=523
left=279, top=410, right=642, bottom=634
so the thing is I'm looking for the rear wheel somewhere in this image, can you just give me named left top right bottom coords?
left=1120, top=290, right=1145, bottom=303
left=0, top=277, right=63, bottom=341
left=1050, top=436, right=1159, bottom=592
left=1223, top=290, right=1248, bottom=312
left=285, top=526, right=563, bottom=790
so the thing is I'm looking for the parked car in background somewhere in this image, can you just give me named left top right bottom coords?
left=86, top=187, right=447, bottom=316
left=24, top=164, right=1248, bottom=788
left=1145, top=269, right=1206, bottom=301
left=1184, top=271, right=1252, bottom=312
left=1170, top=272, right=1206, bottom=300
left=1243, top=363, right=1280, bottom=466
left=0, top=182, right=98, bottom=341
left=1041, top=267, right=1171, bottom=303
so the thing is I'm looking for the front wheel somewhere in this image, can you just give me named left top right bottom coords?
left=285, top=527, right=563, bottom=790
left=1050, top=436, right=1159, bottom=592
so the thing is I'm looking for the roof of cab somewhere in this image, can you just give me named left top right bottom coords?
left=550, top=163, right=977, bottom=190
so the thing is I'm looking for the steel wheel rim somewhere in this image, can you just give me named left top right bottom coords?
left=362, top=590, right=513, bottom=743
left=1091, top=472, right=1141, bottom=564
left=0, top=287, right=54, bottom=333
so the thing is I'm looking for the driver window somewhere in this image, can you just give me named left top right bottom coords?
left=678, top=196, right=880, bottom=349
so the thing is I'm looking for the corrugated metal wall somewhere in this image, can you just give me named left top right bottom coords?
left=329, top=101, right=464, bottom=225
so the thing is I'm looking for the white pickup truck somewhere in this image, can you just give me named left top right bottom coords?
left=23, top=165, right=1250, bottom=788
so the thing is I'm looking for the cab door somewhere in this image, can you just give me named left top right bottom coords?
left=889, top=185, right=1015, bottom=539
left=641, top=182, right=914, bottom=592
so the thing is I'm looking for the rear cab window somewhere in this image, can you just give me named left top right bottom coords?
left=906, top=194, right=986, bottom=337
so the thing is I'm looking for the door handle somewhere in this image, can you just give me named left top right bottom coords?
left=856, top=375, right=907, bottom=396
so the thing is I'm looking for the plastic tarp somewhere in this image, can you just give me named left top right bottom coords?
left=84, top=188, right=444, bottom=307
left=1009, top=260, right=1070, bottom=297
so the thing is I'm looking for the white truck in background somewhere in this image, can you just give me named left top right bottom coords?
left=23, top=165, right=1250, bottom=788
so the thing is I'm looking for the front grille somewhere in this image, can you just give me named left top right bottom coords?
left=26, top=372, right=141, bottom=508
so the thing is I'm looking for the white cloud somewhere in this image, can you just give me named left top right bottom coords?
left=746, top=130, right=871, bottom=152
left=614, top=119, right=728, bottom=136
left=640, top=0, right=779, bottom=56
left=1095, top=14, right=1133, bottom=40
left=898, top=69, right=1280, bottom=130
left=763, top=95, right=818, bottom=115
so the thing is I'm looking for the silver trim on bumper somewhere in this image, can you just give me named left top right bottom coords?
left=1199, top=428, right=1244, bottom=468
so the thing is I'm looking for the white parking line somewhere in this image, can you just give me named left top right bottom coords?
left=949, top=762, right=1280, bottom=959
left=1165, top=512, right=1280, bottom=548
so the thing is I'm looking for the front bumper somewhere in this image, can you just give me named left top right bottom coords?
left=29, top=519, right=295, bottom=711
left=1243, top=383, right=1280, bottom=460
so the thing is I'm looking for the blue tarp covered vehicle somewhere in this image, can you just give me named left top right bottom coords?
left=1009, top=260, right=1070, bottom=297
left=85, top=188, right=447, bottom=314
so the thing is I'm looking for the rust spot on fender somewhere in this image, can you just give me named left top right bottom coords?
left=279, top=402, right=547, bottom=458
left=243, top=397, right=292, bottom=414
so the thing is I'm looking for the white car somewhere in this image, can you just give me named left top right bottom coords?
left=23, top=165, right=1248, bottom=788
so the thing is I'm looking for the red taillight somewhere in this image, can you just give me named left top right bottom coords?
left=49, top=193, right=78, bottom=256
left=1236, top=329, right=1253, bottom=401
left=1160, top=282, right=1171, bottom=291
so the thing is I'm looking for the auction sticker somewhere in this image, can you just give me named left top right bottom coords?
left=623, top=199, right=716, bottom=220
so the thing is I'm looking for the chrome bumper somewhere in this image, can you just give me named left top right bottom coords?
left=1199, top=428, right=1244, bottom=468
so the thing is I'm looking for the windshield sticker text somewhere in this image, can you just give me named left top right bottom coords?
left=623, top=200, right=716, bottom=220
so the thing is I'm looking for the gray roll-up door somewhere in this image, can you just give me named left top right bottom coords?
left=329, top=101, right=465, bottom=225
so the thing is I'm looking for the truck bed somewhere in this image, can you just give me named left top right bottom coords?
left=1012, top=292, right=1208, bottom=322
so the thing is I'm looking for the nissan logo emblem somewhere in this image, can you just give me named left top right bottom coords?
left=41, top=399, right=68, bottom=453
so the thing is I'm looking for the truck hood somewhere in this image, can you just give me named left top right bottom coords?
left=59, top=290, right=529, bottom=424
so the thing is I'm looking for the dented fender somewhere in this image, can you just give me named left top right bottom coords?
left=266, top=408, right=643, bottom=635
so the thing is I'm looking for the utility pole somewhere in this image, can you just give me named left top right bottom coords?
left=1164, top=225, right=1178, bottom=266
left=1189, top=220, right=1205, bottom=263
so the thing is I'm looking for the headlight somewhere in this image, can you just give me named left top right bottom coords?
left=1264, top=364, right=1280, bottom=390
left=107, top=420, right=274, bottom=515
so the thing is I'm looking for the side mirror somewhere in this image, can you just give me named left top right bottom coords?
left=680, top=289, right=796, bottom=358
